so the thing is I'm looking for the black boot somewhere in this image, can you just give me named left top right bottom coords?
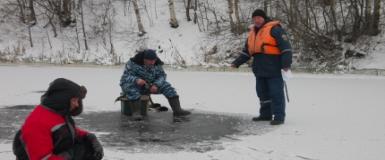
left=140, top=100, right=148, bottom=117
left=270, top=119, right=284, bottom=125
left=252, top=116, right=272, bottom=121
left=167, top=96, right=191, bottom=117
left=131, top=100, right=144, bottom=121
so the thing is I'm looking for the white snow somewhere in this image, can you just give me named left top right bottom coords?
left=1, top=65, right=385, bottom=160
left=354, top=33, right=385, bottom=70
left=0, top=0, right=206, bottom=65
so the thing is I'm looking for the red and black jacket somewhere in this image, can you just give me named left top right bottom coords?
left=13, top=78, right=89, bottom=160
left=13, top=105, right=88, bottom=160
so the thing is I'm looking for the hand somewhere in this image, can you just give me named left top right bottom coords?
left=86, top=133, right=104, bottom=160
left=150, top=85, right=158, bottom=94
left=136, top=79, right=147, bottom=86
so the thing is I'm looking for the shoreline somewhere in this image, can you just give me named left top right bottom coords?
left=1, top=62, right=385, bottom=76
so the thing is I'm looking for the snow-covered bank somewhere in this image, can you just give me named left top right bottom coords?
left=1, top=65, right=385, bottom=160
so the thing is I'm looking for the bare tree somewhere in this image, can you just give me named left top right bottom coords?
left=193, top=0, right=198, bottom=24
left=168, top=0, right=179, bottom=28
left=370, top=0, right=381, bottom=35
left=16, top=0, right=37, bottom=25
left=79, top=0, right=88, bottom=50
left=186, top=0, right=192, bottom=21
left=233, top=0, right=242, bottom=34
left=227, top=0, right=242, bottom=34
left=132, top=0, right=146, bottom=36
left=197, top=0, right=206, bottom=31
left=203, top=0, right=209, bottom=31
left=28, top=0, right=37, bottom=25
left=62, top=0, right=72, bottom=25
left=48, top=14, right=58, bottom=37
left=28, top=25, right=33, bottom=47
left=227, top=0, right=235, bottom=33
left=17, top=0, right=27, bottom=23
left=107, top=0, right=116, bottom=62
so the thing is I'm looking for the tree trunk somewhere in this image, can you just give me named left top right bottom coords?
left=338, top=0, right=346, bottom=32
left=28, top=25, right=33, bottom=47
left=203, top=0, right=209, bottom=31
left=211, top=8, right=220, bottom=33
left=45, top=28, right=53, bottom=49
left=28, top=0, right=37, bottom=25
left=365, top=0, right=372, bottom=30
left=80, top=0, right=88, bottom=50
left=197, top=0, right=205, bottom=31
left=193, top=0, right=198, bottom=24
left=227, top=0, right=235, bottom=33
left=328, top=0, right=341, bottom=40
left=350, top=0, right=362, bottom=42
left=304, top=0, right=311, bottom=28
left=186, top=0, right=192, bottom=21
left=289, top=0, right=298, bottom=29
left=75, top=14, right=81, bottom=52
left=233, top=0, right=242, bottom=34
left=132, top=0, right=146, bottom=36
left=48, top=14, right=58, bottom=37
left=310, top=1, right=321, bottom=33
left=108, top=12, right=115, bottom=62
left=58, top=0, right=71, bottom=27
left=17, top=0, right=26, bottom=23
left=63, top=0, right=71, bottom=23
left=370, top=0, right=381, bottom=35
left=263, top=0, right=269, bottom=13
left=123, top=0, right=127, bottom=16
left=168, top=0, right=179, bottom=28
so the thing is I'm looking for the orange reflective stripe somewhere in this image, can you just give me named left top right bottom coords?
left=247, top=21, right=281, bottom=55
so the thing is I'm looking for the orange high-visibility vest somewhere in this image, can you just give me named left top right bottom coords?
left=247, top=21, right=281, bottom=56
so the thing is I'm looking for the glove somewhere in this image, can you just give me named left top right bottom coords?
left=85, top=133, right=104, bottom=160
left=58, top=149, right=74, bottom=160
left=281, top=69, right=293, bottom=82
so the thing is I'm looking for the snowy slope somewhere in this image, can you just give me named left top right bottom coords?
left=0, top=0, right=206, bottom=65
left=1, top=0, right=384, bottom=71
left=1, top=65, right=385, bottom=160
left=353, top=33, right=385, bottom=70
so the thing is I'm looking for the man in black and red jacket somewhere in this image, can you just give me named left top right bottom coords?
left=13, top=78, right=104, bottom=160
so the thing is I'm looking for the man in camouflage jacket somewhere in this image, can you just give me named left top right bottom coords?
left=120, top=49, right=191, bottom=119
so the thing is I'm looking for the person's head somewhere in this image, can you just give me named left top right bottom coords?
left=41, top=78, right=87, bottom=116
left=252, top=9, right=267, bottom=28
left=142, top=49, right=158, bottom=66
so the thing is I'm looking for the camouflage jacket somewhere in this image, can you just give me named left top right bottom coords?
left=120, top=60, right=167, bottom=91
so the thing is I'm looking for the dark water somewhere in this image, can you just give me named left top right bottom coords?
left=0, top=105, right=272, bottom=153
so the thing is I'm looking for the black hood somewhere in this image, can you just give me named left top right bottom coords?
left=41, top=78, right=85, bottom=115
left=130, top=50, right=164, bottom=66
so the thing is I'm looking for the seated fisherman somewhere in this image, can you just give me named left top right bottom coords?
left=120, top=49, right=191, bottom=120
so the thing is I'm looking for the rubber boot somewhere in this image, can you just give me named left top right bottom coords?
left=140, top=100, right=148, bottom=117
left=252, top=100, right=272, bottom=121
left=270, top=119, right=284, bottom=125
left=252, top=116, right=272, bottom=121
left=167, top=96, right=191, bottom=117
left=131, top=100, right=144, bottom=121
